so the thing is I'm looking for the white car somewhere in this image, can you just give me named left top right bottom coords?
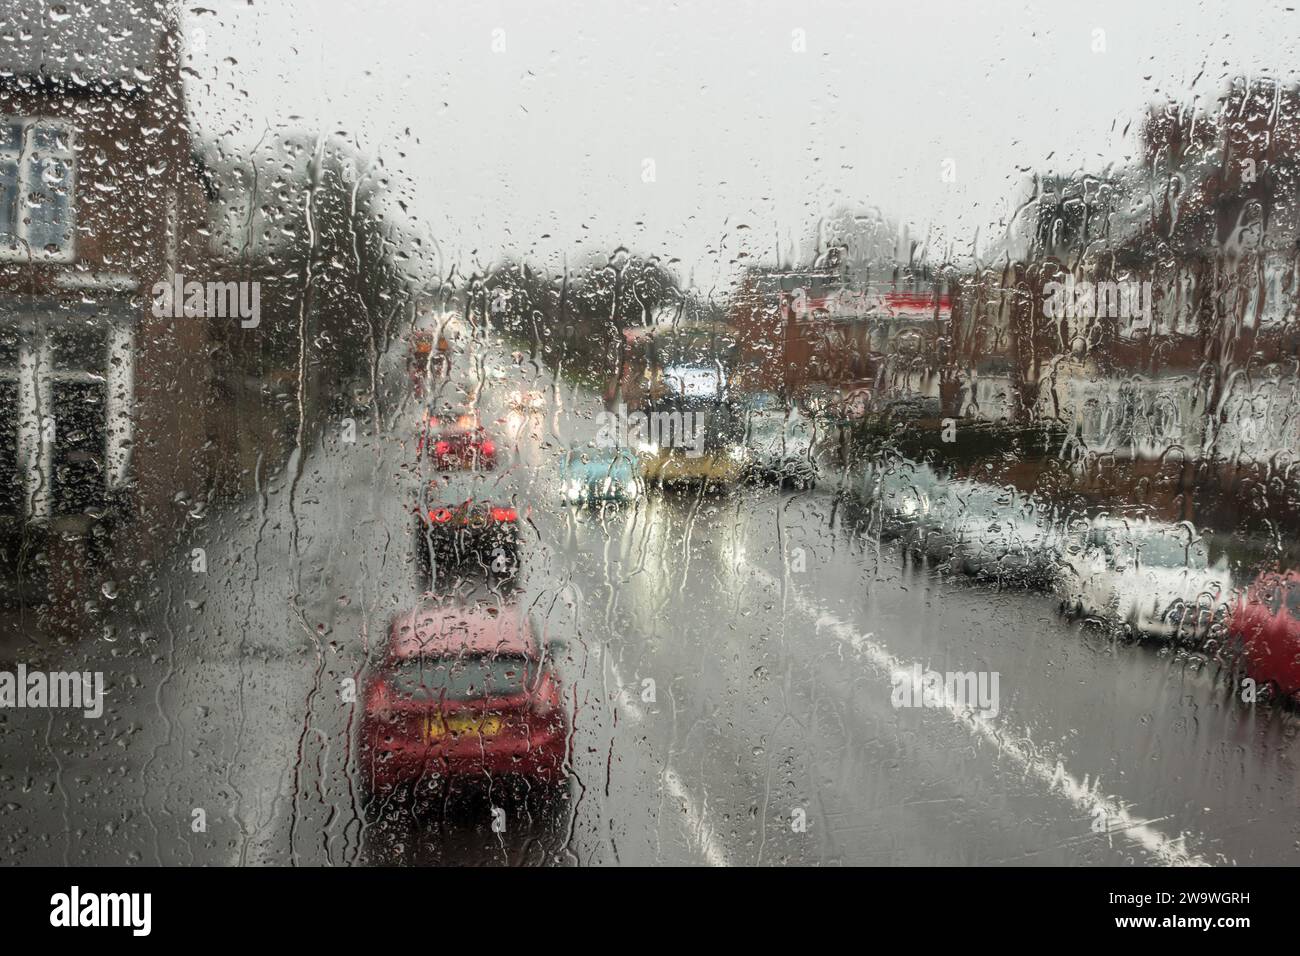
left=857, top=460, right=947, bottom=542
left=1058, top=518, right=1231, bottom=640
left=741, top=395, right=818, bottom=488
left=940, top=483, right=1063, bottom=588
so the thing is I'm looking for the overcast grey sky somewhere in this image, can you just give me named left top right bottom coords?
left=185, top=0, right=1300, bottom=289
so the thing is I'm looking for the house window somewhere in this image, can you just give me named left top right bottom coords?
left=0, top=117, right=76, bottom=263
left=0, top=323, right=18, bottom=516
left=49, top=322, right=109, bottom=516
left=0, top=304, right=132, bottom=523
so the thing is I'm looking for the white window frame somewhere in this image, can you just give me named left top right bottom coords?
left=0, top=116, right=77, bottom=265
left=0, top=302, right=131, bottom=523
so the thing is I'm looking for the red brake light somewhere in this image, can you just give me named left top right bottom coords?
left=429, top=508, right=453, bottom=523
left=490, top=507, right=517, bottom=522
left=480, top=440, right=495, bottom=456
left=434, top=440, right=450, bottom=456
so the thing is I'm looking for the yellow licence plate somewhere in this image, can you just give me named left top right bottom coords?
left=424, top=713, right=502, bottom=740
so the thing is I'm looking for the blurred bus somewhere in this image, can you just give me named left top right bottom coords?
left=618, top=319, right=746, bottom=488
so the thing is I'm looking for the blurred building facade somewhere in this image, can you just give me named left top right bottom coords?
left=0, top=0, right=213, bottom=607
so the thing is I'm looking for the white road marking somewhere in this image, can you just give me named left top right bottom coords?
left=661, top=766, right=729, bottom=868
left=602, top=646, right=730, bottom=867
left=752, top=567, right=1214, bottom=867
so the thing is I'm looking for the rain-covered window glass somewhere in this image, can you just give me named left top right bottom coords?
left=48, top=321, right=108, bottom=517
left=0, top=120, right=20, bottom=250
left=0, top=118, right=75, bottom=261
left=9, top=0, right=1300, bottom=896
left=0, top=320, right=16, bottom=517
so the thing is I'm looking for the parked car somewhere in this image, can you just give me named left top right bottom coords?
left=878, top=395, right=942, bottom=424
left=739, top=393, right=818, bottom=489
left=857, top=464, right=1060, bottom=586
left=360, top=602, right=569, bottom=801
left=560, top=447, right=645, bottom=505
left=1057, top=518, right=1230, bottom=641
left=1227, top=570, right=1300, bottom=699
left=940, top=483, right=1063, bottom=588
left=857, top=460, right=947, bottom=542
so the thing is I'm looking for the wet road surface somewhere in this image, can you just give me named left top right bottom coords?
left=2, top=336, right=1297, bottom=867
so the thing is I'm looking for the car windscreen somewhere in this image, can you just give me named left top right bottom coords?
left=1287, top=586, right=1300, bottom=621
left=388, top=654, right=533, bottom=702
left=1134, top=533, right=1209, bottom=569
left=567, top=451, right=632, bottom=470
left=1260, top=580, right=1300, bottom=619
left=745, top=409, right=788, bottom=438
left=946, top=486, right=1011, bottom=518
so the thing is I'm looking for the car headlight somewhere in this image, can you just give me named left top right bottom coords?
left=729, top=446, right=747, bottom=462
left=565, top=480, right=582, bottom=502
left=636, top=441, right=658, bottom=455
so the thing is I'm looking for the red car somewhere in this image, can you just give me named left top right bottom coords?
left=360, top=602, right=569, bottom=800
left=414, top=408, right=520, bottom=580
left=416, top=409, right=498, bottom=471
left=1228, top=570, right=1300, bottom=699
left=414, top=497, right=520, bottom=581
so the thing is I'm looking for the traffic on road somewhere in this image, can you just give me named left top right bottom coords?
left=0, top=2, right=1297, bottom=907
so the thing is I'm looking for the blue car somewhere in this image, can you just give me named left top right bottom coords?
left=560, top=448, right=645, bottom=504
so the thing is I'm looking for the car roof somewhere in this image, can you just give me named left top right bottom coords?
left=1084, top=517, right=1196, bottom=541
left=429, top=425, right=482, bottom=439
left=877, top=463, right=943, bottom=488
left=387, top=603, right=537, bottom=660
left=1255, top=569, right=1300, bottom=584
left=423, top=404, right=479, bottom=421
left=568, top=446, right=634, bottom=461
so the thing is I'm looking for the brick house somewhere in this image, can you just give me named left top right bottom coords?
left=0, top=0, right=214, bottom=609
